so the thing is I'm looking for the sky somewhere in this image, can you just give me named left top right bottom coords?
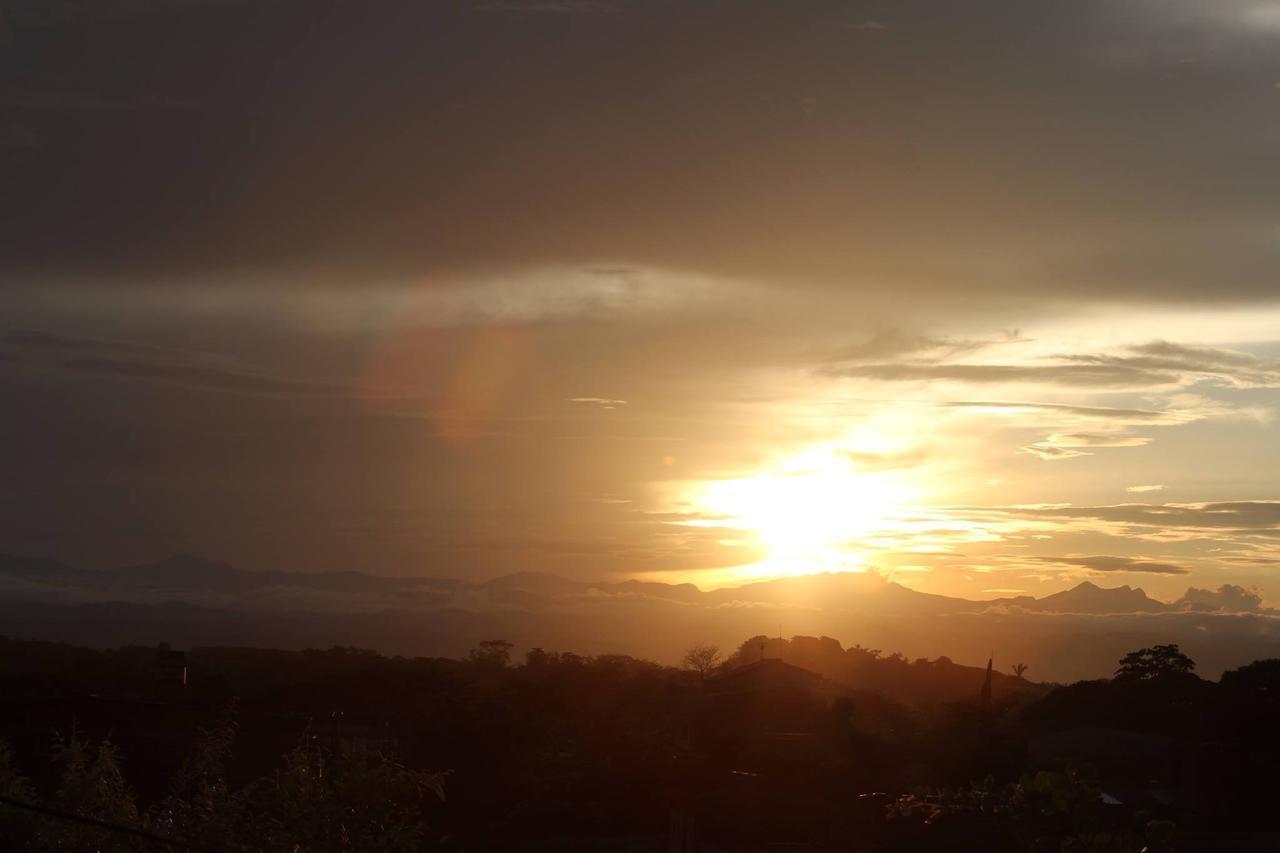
left=1, top=0, right=1278, bottom=604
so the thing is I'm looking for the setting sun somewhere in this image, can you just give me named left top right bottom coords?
left=684, top=442, right=920, bottom=580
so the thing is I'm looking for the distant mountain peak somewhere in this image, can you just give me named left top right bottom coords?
left=1039, top=579, right=1168, bottom=613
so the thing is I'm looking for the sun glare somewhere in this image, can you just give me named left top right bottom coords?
left=686, top=441, right=920, bottom=580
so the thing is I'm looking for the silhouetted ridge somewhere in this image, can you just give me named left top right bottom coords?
left=0, top=554, right=1193, bottom=614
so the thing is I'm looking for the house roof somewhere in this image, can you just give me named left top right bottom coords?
left=706, top=658, right=826, bottom=696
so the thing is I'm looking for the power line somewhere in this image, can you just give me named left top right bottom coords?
left=13, top=691, right=313, bottom=723
left=0, top=793, right=233, bottom=853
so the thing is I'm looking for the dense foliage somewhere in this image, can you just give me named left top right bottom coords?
left=0, top=636, right=1276, bottom=850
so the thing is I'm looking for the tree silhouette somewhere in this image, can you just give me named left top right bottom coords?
left=0, top=740, right=37, bottom=848
left=1221, top=658, right=1280, bottom=696
left=245, top=738, right=446, bottom=852
left=150, top=703, right=240, bottom=848
left=467, top=639, right=513, bottom=668
left=1010, top=663, right=1029, bottom=680
left=1114, top=643, right=1195, bottom=681
left=682, top=643, right=722, bottom=676
left=49, top=727, right=140, bottom=851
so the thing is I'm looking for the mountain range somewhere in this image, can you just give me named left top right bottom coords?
left=1, top=553, right=1276, bottom=682
left=0, top=551, right=1204, bottom=614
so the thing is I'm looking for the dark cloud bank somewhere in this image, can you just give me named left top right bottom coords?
left=1, top=0, right=1279, bottom=303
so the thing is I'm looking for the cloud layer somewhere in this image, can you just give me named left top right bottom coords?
left=0, top=0, right=1277, bottom=305
left=0, top=0, right=1276, bottom=612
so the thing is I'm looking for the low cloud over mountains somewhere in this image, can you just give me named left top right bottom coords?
left=3, top=553, right=1277, bottom=683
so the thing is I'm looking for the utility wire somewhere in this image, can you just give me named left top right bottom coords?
left=0, top=793, right=233, bottom=853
